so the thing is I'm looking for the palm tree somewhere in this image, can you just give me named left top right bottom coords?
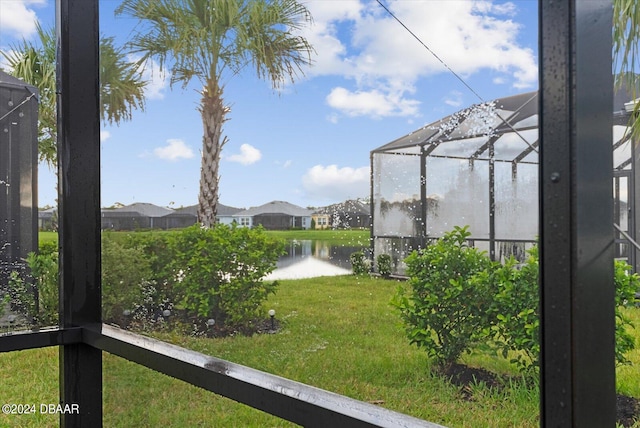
left=1, top=23, right=146, bottom=166
left=116, top=0, right=313, bottom=227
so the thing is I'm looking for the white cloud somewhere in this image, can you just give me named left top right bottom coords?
left=130, top=56, right=169, bottom=100
left=100, top=131, right=111, bottom=142
left=302, top=164, right=369, bottom=201
left=326, top=87, right=420, bottom=118
left=301, top=0, right=538, bottom=118
left=227, top=143, right=261, bottom=165
left=0, top=0, right=45, bottom=39
left=153, top=139, right=194, bottom=161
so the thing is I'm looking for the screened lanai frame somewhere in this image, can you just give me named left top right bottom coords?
left=371, top=90, right=638, bottom=276
left=0, top=0, right=620, bottom=426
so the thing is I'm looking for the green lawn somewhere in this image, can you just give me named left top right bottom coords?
left=39, top=228, right=370, bottom=247
left=2, top=275, right=638, bottom=427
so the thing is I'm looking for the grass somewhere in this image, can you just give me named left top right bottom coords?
left=38, top=231, right=57, bottom=245
left=38, top=228, right=370, bottom=247
left=0, top=276, right=638, bottom=427
left=265, top=228, right=370, bottom=246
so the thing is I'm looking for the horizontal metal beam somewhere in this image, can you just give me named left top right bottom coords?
left=84, top=324, right=444, bottom=428
left=0, top=327, right=82, bottom=352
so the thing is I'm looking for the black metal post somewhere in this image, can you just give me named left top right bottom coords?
left=539, top=1, right=615, bottom=426
left=488, top=140, right=495, bottom=261
left=56, top=0, right=102, bottom=426
left=633, top=132, right=640, bottom=273
left=420, top=147, right=428, bottom=247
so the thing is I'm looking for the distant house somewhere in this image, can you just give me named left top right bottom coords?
left=163, top=205, right=198, bottom=229
left=100, top=202, right=243, bottom=230
left=216, top=204, right=245, bottom=225
left=233, top=201, right=313, bottom=230
left=313, top=200, right=371, bottom=229
left=38, top=208, right=57, bottom=231
left=311, top=213, right=330, bottom=230
left=101, top=203, right=173, bottom=230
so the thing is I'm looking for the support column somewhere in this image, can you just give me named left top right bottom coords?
left=56, top=1, right=102, bottom=426
left=539, top=0, right=616, bottom=426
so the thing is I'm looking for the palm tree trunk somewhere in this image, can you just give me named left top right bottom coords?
left=197, top=84, right=228, bottom=228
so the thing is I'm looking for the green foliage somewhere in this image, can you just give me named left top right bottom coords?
left=7, top=251, right=58, bottom=326
left=392, top=226, right=493, bottom=370
left=484, top=253, right=637, bottom=374
left=402, top=232, right=638, bottom=376
left=614, top=259, right=639, bottom=365
left=169, top=224, right=284, bottom=331
left=350, top=251, right=370, bottom=275
left=1, top=24, right=146, bottom=166
left=0, top=292, right=8, bottom=320
left=101, top=237, right=152, bottom=323
left=376, top=253, right=393, bottom=277
left=480, top=249, right=540, bottom=374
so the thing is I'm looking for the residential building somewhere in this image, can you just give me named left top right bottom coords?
left=233, top=201, right=313, bottom=230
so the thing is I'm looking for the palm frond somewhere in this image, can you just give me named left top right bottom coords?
left=3, top=23, right=147, bottom=165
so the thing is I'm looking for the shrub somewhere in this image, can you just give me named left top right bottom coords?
left=392, top=225, right=493, bottom=370
left=168, top=224, right=285, bottom=333
left=481, top=248, right=636, bottom=375
left=101, top=237, right=152, bottom=324
left=376, top=253, right=393, bottom=277
left=480, top=249, right=540, bottom=374
left=613, top=259, right=639, bottom=365
left=7, top=250, right=58, bottom=326
left=121, top=231, right=178, bottom=312
left=350, top=251, right=369, bottom=275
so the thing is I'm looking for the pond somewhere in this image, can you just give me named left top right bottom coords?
left=264, top=240, right=369, bottom=280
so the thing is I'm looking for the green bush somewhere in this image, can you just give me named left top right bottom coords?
left=483, top=252, right=637, bottom=374
left=479, top=249, right=540, bottom=374
left=8, top=250, right=58, bottom=326
left=376, top=253, right=393, bottom=277
left=101, top=237, right=152, bottom=324
left=613, top=259, right=639, bottom=365
left=392, top=226, right=493, bottom=370
left=350, top=251, right=369, bottom=275
left=121, top=231, right=178, bottom=314
left=168, top=224, right=284, bottom=332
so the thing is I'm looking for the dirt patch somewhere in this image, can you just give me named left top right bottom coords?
left=618, top=394, right=640, bottom=428
left=440, top=363, right=639, bottom=427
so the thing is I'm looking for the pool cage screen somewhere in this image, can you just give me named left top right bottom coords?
left=371, top=90, right=637, bottom=276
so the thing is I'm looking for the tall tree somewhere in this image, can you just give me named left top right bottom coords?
left=116, top=0, right=313, bottom=227
left=1, top=23, right=146, bottom=166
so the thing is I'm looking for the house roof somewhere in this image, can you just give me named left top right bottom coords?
left=170, top=204, right=244, bottom=217
left=107, top=202, right=173, bottom=217
left=235, top=201, right=312, bottom=217
left=169, top=205, right=198, bottom=217
left=217, top=203, right=244, bottom=216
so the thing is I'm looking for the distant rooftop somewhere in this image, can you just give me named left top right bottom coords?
left=235, top=201, right=312, bottom=217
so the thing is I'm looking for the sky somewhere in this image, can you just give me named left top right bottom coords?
left=0, top=0, right=538, bottom=210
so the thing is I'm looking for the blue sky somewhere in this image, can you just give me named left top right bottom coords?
left=0, top=0, right=538, bottom=210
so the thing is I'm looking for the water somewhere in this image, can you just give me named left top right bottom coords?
left=265, top=240, right=368, bottom=280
